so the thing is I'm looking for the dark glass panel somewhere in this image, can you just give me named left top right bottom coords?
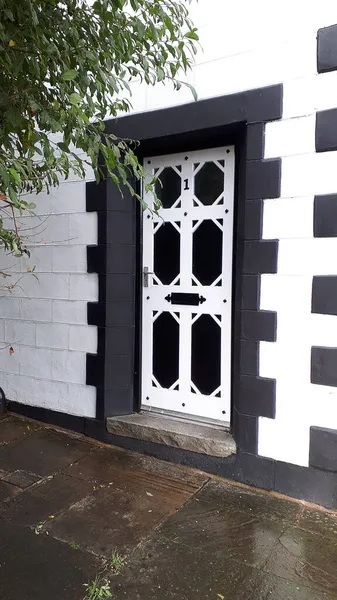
left=155, top=167, right=181, bottom=208
left=191, top=314, right=221, bottom=395
left=194, top=161, right=224, bottom=205
left=153, top=312, right=179, bottom=389
left=192, top=220, right=222, bottom=285
left=154, top=222, right=180, bottom=284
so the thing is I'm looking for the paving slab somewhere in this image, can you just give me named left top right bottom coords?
left=297, top=506, right=337, bottom=538
left=46, top=476, right=199, bottom=557
left=65, top=445, right=207, bottom=490
left=0, top=428, right=93, bottom=477
left=189, top=478, right=300, bottom=521
left=0, top=517, right=100, bottom=600
left=0, top=418, right=33, bottom=444
left=2, top=469, right=41, bottom=488
left=251, top=574, right=337, bottom=600
left=263, top=525, right=337, bottom=594
left=111, top=534, right=261, bottom=600
left=154, top=480, right=299, bottom=568
left=0, top=479, right=21, bottom=503
left=1, top=473, right=95, bottom=527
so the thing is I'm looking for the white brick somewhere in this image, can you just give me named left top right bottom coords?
left=5, top=321, right=35, bottom=345
left=20, top=346, right=52, bottom=379
left=0, top=251, right=21, bottom=273
left=51, top=181, right=86, bottom=214
left=264, top=115, right=315, bottom=158
left=0, top=297, right=21, bottom=319
left=36, top=323, right=69, bottom=349
left=67, top=384, right=96, bottom=417
left=51, top=349, right=86, bottom=383
left=32, top=273, right=70, bottom=299
left=259, top=417, right=310, bottom=467
left=41, top=215, right=70, bottom=245
left=278, top=238, right=337, bottom=275
left=21, top=299, right=52, bottom=322
left=5, top=373, right=68, bottom=409
left=23, top=188, right=53, bottom=216
left=52, top=300, right=87, bottom=324
left=69, top=213, right=97, bottom=245
left=52, top=245, right=87, bottom=273
left=315, top=70, right=337, bottom=112
left=0, top=345, right=20, bottom=374
left=260, top=275, right=313, bottom=312
left=69, top=325, right=97, bottom=352
left=17, top=214, right=70, bottom=245
left=69, top=274, right=98, bottom=301
left=282, top=77, right=316, bottom=119
left=21, top=246, right=53, bottom=273
left=282, top=152, right=337, bottom=197
left=309, top=314, right=337, bottom=347
left=0, top=319, right=6, bottom=343
left=262, top=197, right=314, bottom=239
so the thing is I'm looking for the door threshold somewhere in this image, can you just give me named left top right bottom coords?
left=106, top=411, right=236, bottom=458
left=141, top=406, right=230, bottom=430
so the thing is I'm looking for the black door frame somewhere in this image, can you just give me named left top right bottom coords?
left=86, top=83, right=282, bottom=455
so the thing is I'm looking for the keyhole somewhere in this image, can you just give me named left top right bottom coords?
left=184, top=179, right=189, bottom=191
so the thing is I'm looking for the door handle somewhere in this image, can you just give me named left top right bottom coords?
left=143, top=266, right=153, bottom=287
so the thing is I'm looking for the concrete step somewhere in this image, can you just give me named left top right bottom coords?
left=106, top=412, right=236, bottom=458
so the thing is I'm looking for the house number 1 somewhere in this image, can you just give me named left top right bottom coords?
left=184, top=179, right=189, bottom=190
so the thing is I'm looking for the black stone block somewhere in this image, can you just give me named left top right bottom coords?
left=237, top=340, right=259, bottom=375
left=232, top=409, right=258, bottom=454
left=316, top=109, right=337, bottom=152
left=310, top=426, right=337, bottom=472
left=314, top=194, right=337, bottom=237
left=246, top=123, right=265, bottom=160
left=241, top=275, right=261, bottom=310
left=317, top=24, right=337, bottom=73
left=237, top=375, right=276, bottom=418
left=244, top=199, right=263, bottom=240
left=245, top=159, right=281, bottom=200
left=241, top=310, right=277, bottom=342
left=311, top=346, right=337, bottom=387
left=312, top=276, right=337, bottom=315
left=243, top=240, right=278, bottom=274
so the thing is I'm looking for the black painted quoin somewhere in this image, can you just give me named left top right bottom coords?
left=308, top=23, right=337, bottom=487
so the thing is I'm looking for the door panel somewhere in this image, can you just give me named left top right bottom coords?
left=141, top=147, right=235, bottom=422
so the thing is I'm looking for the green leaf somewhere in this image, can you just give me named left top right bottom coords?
left=156, top=66, right=165, bottom=82
left=9, top=168, right=21, bottom=186
left=69, top=93, right=82, bottom=106
left=185, top=29, right=199, bottom=41
left=61, top=69, right=78, bottom=81
left=183, top=81, right=198, bottom=102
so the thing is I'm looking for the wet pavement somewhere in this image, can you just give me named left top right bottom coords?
left=0, top=414, right=337, bottom=599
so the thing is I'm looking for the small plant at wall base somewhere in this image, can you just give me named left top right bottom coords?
left=0, top=0, right=198, bottom=263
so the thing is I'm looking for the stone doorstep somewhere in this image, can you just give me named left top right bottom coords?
left=106, top=412, right=236, bottom=458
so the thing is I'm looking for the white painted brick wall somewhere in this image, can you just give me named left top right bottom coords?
left=0, top=176, right=97, bottom=418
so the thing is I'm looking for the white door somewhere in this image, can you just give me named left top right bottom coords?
left=141, top=146, right=235, bottom=423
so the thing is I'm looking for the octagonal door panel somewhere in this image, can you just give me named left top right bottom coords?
left=141, top=147, right=235, bottom=423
